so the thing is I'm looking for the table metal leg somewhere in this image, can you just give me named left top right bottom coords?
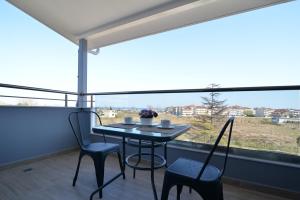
left=151, top=141, right=158, bottom=200
left=164, top=142, right=168, bottom=167
left=133, top=139, right=142, bottom=178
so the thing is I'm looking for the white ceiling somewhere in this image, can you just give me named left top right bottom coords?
left=8, top=0, right=290, bottom=50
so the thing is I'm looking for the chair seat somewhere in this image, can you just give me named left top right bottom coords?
left=167, top=158, right=221, bottom=182
left=82, top=142, right=119, bottom=153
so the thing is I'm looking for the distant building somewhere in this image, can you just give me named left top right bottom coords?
left=254, top=108, right=265, bottom=117
left=272, top=117, right=287, bottom=124
left=222, top=105, right=250, bottom=117
left=271, top=116, right=300, bottom=124
left=166, top=105, right=299, bottom=119
left=265, top=108, right=275, bottom=117
left=228, top=109, right=243, bottom=117
left=181, top=106, right=194, bottom=117
left=99, top=109, right=117, bottom=118
left=272, top=109, right=289, bottom=118
left=165, top=106, right=182, bottom=116
left=254, top=107, right=274, bottom=117
left=230, top=106, right=247, bottom=116
left=194, top=106, right=211, bottom=116
left=289, top=109, right=300, bottom=118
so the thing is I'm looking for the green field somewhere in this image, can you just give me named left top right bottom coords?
left=98, top=110, right=300, bottom=156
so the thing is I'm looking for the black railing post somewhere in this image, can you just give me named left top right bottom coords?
left=65, top=94, right=68, bottom=107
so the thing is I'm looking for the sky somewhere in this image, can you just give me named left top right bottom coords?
left=0, top=1, right=299, bottom=108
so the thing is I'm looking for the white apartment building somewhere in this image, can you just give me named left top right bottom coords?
left=181, top=107, right=194, bottom=117
left=289, top=109, right=300, bottom=118
left=194, top=106, right=211, bottom=116
left=254, top=108, right=275, bottom=117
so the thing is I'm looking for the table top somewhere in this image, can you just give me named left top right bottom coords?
left=92, top=123, right=191, bottom=142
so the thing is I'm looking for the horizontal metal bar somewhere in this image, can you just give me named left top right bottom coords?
left=0, top=95, right=95, bottom=102
left=0, top=83, right=77, bottom=95
left=0, top=95, right=76, bottom=102
left=85, top=85, right=300, bottom=96
left=1, top=82, right=300, bottom=97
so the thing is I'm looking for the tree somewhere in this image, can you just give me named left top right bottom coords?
left=17, top=99, right=35, bottom=106
left=201, top=83, right=226, bottom=124
left=244, top=109, right=255, bottom=117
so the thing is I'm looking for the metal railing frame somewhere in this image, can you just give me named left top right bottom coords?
left=85, top=85, right=300, bottom=95
left=0, top=83, right=93, bottom=107
left=1, top=83, right=300, bottom=108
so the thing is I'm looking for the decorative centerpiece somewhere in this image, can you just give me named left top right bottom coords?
left=139, top=109, right=158, bottom=126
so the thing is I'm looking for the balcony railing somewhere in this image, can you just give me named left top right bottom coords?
left=0, top=83, right=93, bottom=107
left=87, top=85, right=300, bottom=165
left=1, top=82, right=300, bottom=165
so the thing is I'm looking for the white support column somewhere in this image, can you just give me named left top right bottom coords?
left=77, top=39, right=88, bottom=108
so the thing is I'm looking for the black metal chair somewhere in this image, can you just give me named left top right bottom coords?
left=161, top=117, right=234, bottom=200
left=68, top=110, right=125, bottom=199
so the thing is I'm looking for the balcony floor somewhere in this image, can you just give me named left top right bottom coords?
left=0, top=150, right=290, bottom=200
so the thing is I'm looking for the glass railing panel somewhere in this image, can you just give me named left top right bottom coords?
left=95, top=90, right=300, bottom=157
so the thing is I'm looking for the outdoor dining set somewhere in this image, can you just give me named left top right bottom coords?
left=68, top=110, right=234, bottom=200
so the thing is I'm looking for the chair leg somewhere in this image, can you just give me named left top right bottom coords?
left=193, top=182, right=224, bottom=200
left=189, top=186, right=192, bottom=194
left=176, top=185, right=183, bottom=200
left=73, top=151, right=84, bottom=186
left=161, top=174, right=174, bottom=200
left=217, top=182, right=224, bottom=200
left=117, top=152, right=125, bottom=179
left=92, top=154, right=105, bottom=199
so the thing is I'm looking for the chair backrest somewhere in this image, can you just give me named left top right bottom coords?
left=68, top=110, right=105, bottom=148
left=197, top=117, right=234, bottom=180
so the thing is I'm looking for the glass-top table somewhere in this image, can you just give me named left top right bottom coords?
left=92, top=123, right=191, bottom=200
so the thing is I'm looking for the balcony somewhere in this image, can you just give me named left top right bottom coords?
left=1, top=1, right=300, bottom=200
left=0, top=151, right=292, bottom=200
left=0, top=84, right=299, bottom=199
